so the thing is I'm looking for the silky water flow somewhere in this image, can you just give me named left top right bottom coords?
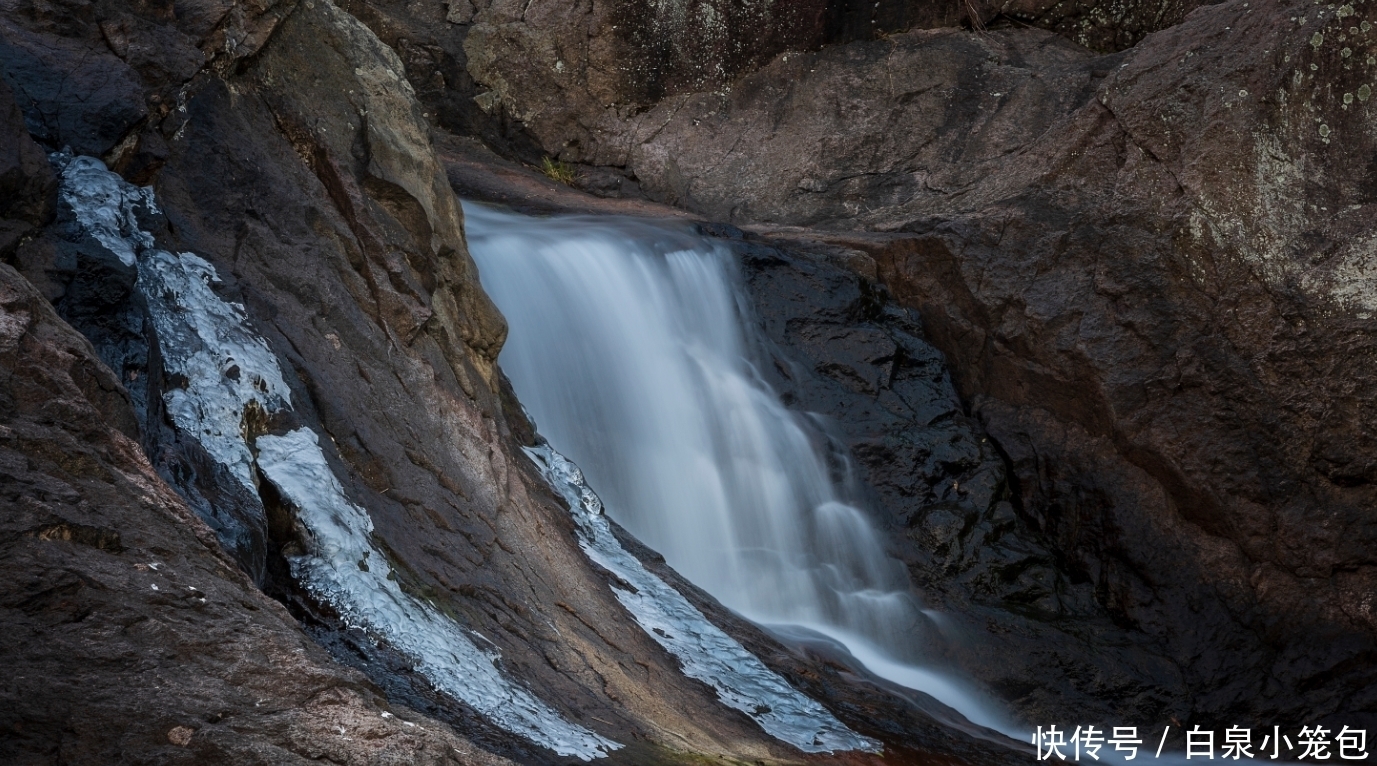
left=464, top=203, right=1011, bottom=735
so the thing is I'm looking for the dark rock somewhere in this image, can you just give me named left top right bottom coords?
left=0, top=261, right=516, bottom=766
left=519, top=0, right=1377, bottom=731
left=450, top=0, right=1213, bottom=172
left=730, top=231, right=1190, bottom=728
left=0, top=75, right=55, bottom=259
left=0, top=21, right=146, bottom=156
left=13, top=155, right=275, bottom=585
left=0, top=0, right=297, bottom=159
left=345, top=0, right=1208, bottom=180
left=983, top=0, right=1217, bottom=52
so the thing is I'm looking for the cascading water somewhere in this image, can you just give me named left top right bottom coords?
left=464, top=202, right=1009, bottom=734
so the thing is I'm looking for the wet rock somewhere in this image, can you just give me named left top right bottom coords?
left=523, top=0, right=1377, bottom=731
left=612, top=522, right=1029, bottom=766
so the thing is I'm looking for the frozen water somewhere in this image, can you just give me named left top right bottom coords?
left=526, top=442, right=878, bottom=753
left=55, top=153, right=292, bottom=491
left=56, top=154, right=152, bottom=267
left=258, top=429, right=620, bottom=760
left=138, top=249, right=292, bottom=492
left=54, top=155, right=619, bottom=759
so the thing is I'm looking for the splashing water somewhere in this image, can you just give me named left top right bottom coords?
left=464, top=202, right=1011, bottom=734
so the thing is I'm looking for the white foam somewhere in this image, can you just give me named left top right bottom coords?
left=526, top=443, right=879, bottom=754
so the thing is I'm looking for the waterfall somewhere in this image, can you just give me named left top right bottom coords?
left=465, top=202, right=1008, bottom=733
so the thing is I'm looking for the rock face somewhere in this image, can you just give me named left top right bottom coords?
left=730, top=230, right=1191, bottom=728
left=342, top=0, right=1211, bottom=175
left=6, top=0, right=1376, bottom=759
left=0, top=260, right=517, bottom=765
left=461, top=0, right=1377, bottom=732
left=0, top=76, right=53, bottom=258
left=0, top=0, right=1031, bottom=762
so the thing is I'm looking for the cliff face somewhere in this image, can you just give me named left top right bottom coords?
left=0, top=251, right=514, bottom=763
left=335, top=0, right=1211, bottom=175
left=3, top=0, right=1374, bottom=761
left=443, top=0, right=1377, bottom=730
left=0, top=0, right=1013, bottom=763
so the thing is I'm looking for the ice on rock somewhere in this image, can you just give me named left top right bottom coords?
left=139, top=249, right=292, bottom=492
left=54, top=155, right=620, bottom=760
left=56, top=155, right=155, bottom=267
left=257, top=429, right=620, bottom=760
left=55, top=153, right=292, bottom=491
left=526, top=443, right=880, bottom=754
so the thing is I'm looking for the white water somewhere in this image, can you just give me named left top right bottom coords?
left=526, top=442, right=878, bottom=753
left=465, top=203, right=1011, bottom=735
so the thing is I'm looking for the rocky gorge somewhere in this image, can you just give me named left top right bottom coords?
left=1, top=0, right=1375, bottom=762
